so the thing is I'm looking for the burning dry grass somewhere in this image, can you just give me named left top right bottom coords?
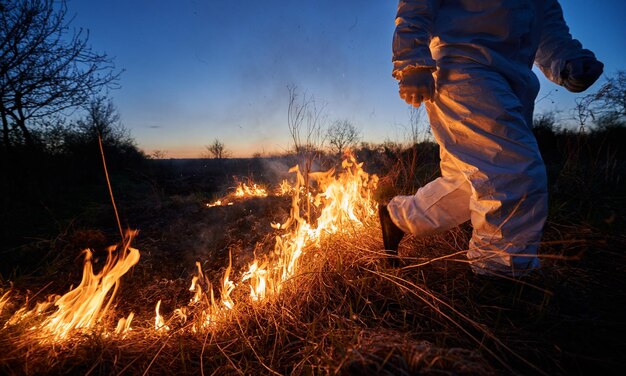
left=1, top=153, right=624, bottom=375
left=0, top=226, right=526, bottom=375
left=1, top=225, right=624, bottom=375
left=0, top=232, right=497, bottom=375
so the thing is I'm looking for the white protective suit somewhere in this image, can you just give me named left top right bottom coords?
left=388, top=0, right=601, bottom=276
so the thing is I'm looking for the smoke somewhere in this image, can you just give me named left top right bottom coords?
left=260, top=157, right=296, bottom=184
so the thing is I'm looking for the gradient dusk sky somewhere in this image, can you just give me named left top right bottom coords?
left=66, top=0, right=626, bottom=158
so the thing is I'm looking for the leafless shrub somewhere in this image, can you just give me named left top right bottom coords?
left=204, top=139, right=230, bottom=159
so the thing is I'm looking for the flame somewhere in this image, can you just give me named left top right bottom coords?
left=206, top=200, right=223, bottom=207
left=3, top=232, right=140, bottom=341
left=220, top=252, right=235, bottom=309
left=0, top=290, right=12, bottom=316
left=3, top=153, right=376, bottom=339
left=189, top=262, right=205, bottom=304
left=235, top=182, right=268, bottom=198
left=173, top=152, right=378, bottom=329
left=241, top=259, right=268, bottom=301
left=173, top=307, right=188, bottom=324
left=186, top=153, right=378, bottom=312
left=115, top=312, right=134, bottom=335
left=185, top=261, right=230, bottom=331
left=26, top=231, right=140, bottom=340
left=154, top=300, right=169, bottom=331
left=206, top=180, right=268, bottom=208
left=309, top=157, right=378, bottom=240
left=261, top=154, right=377, bottom=299
left=276, top=179, right=295, bottom=196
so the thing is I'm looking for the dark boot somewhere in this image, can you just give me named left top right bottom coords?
left=379, top=204, right=404, bottom=263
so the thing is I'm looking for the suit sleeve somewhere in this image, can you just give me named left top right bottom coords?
left=392, top=0, right=438, bottom=80
left=534, top=0, right=597, bottom=85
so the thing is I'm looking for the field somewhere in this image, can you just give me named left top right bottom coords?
left=0, top=132, right=625, bottom=375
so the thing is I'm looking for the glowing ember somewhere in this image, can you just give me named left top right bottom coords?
left=206, top=200, right=223, bottom=207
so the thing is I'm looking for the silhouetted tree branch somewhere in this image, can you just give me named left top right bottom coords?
left=205, top=139, right=230, bottom=159
left=326, top=119, right=359, bottom=156
left=0, top=0, right=121, bottom=148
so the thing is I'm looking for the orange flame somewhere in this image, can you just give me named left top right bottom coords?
left=241, top=259, right=269, bottom=301
left=221, top=153, right=377, bottom=305
left=220, top=252, right=235, bottom=309
left=115, top=312, right=134, bottom=336
left=38, top=231, right=140, bottom=340
left=0, top=290, right=11, bottom=316
left=154, top=300, right=169, bottom=331
left=206, top=200, right=223, bottom=207
left=260, top=155, right=378, bottom=298
left=3, top=232, right=140, bottom=341
left=160, top=153, right=377, bottom=331
left=276, top=179, right=295, bottom=196
left=235, top=182, right=268, bottom=198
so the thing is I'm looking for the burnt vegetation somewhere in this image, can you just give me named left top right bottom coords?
left=1, top=1, right=626, bottom=375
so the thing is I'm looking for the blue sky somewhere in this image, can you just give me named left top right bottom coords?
left=66, top=0, right=626, bottom=158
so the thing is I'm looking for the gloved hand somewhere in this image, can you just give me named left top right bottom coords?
left=399, top=67, right=435, bottom=107
left=562, top=57, right=604, bottom=93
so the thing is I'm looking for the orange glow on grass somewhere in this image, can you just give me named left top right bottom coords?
left=177, top=152, right=378, bottom=325
left=5, top=231, right=140, bottom=341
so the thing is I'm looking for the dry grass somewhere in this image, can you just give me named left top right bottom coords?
left=1, top=161, right=625, bottom=375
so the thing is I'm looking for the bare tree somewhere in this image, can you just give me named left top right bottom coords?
left=205, top=139, right=229, bottom=159
left=326, top=119, right=360, bottom=156
left=0, top=0, right=120, bottom=148
left=286, top=85, right=326, bottom=221
left=76, top=97, right=131, bottom=147
left=287, top=85, right=325, bottom=156
left=151, top=150, right=167, bottom=159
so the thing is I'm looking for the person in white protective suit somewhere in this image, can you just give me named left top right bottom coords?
left=379, top=0, right=603, bottom=277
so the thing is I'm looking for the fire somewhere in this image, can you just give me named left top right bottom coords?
left=40, top=232, right=139, bottom=340
left=154, top=300, right=169, bottom=331
left=206, top=199, right=223, bottom=207
left=2, top=153, right=377, bottom=340
left=276, top=179, right=295, bottom=196
left=115, top=312, right=134, bottom=335
left=0, top=291, right=11, bottom=315
left=235, top=182, right=268, bottom=198
left=4, top=231, right=140, bottom=341
left=183, top=152, right=378, bottom=321
left=241, top=259, right=268, bottom=301
left=205, top=179, right=269, bottom=208
left=220, top=253, right=236, bottom=310
left=259, top=154, right=378, bottom=297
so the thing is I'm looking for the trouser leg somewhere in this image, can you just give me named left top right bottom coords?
left=387, top=142, right=472, bottom=237
left=429, top=65, right=547, bottom=276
